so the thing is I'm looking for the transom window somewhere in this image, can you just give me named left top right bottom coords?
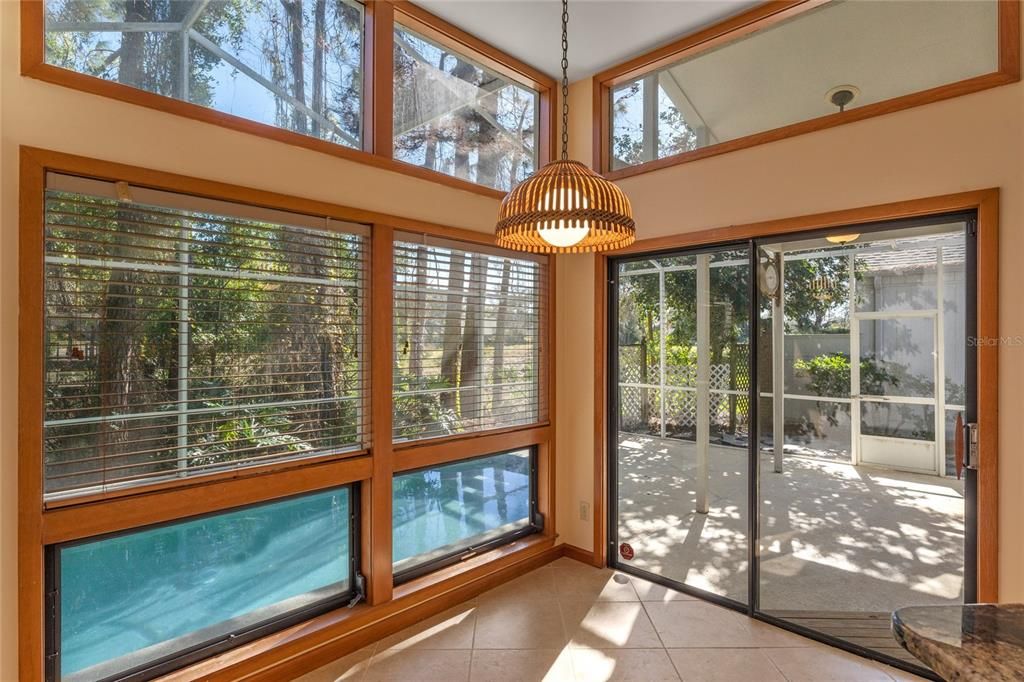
left=36, top=1, right=553, bottom=194
left=44, top=0, right=365, bottom=149
left=600, top=0, right=1011, bottom=174
left=393, top=23, right=540, bottom=191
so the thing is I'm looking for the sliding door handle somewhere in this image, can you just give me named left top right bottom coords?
left=955, top=412, right=964, bottom=480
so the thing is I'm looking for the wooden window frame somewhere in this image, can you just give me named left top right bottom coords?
left=591, top=189, right=1000, bottom=608
left=18, top=146, right=558, bottom=681
left=20, top=0, right=557, bottom=200
left=592, top=0, right=1021, bottom=179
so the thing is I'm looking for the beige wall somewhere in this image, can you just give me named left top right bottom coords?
left=0, top=3, right=504, bottom=678
left=554, top=24, right=1024, bottom=608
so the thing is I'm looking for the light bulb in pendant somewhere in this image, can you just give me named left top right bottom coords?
left=536, top=187, right=590, bottom=247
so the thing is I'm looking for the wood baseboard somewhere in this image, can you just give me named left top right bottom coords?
left=561, top=543, right=599, bottom=567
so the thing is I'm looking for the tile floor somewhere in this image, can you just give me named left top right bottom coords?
left=296, top=557, right=928, bottom=682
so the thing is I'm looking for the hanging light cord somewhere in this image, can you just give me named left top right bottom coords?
left=561, top=0, right=569, bottom=161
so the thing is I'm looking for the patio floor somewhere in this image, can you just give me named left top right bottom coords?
left=616, top=434, right=965, bottom=614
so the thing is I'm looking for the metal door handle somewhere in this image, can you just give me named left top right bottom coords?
left=955, top=412, right=964, bottom=480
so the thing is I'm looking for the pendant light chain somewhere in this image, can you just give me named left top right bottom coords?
left=561, top=0, right=569, bottom=161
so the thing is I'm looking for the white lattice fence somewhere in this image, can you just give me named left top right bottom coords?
left=617, top=343, right=751, bottom=439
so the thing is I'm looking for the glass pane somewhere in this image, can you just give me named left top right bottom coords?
left=392, top=242, right=543, bottom=442
left=44, top=0, right=364, bottom=149
left=618, top=386, right=661, bottom=437
left=614, top=247, right=750, bottom=603
left=392, top=449, right=533, bottom=575
left=943, top=245, right=967, bottom=406
left=758, top=219, right=967, bottom=674
left=57, top=487, right=351, bottom=680
left=43, top=189, right=366, bottom=498
left=610, top=0, right=998, bottom=168
left=393, top=24, right=539, bottom=191
left=856, top=245, right=940, bottom=313
left=859, top=318, right=935, bottom=398
left=944, top=407, right=964, bottom=477
left=617, top=272, right=660, bottom=391
left=861, top=401, right=936, bottom=441
left=760, top=396, right=852, bottom=462
left=610, top=78, right=645, bottom=170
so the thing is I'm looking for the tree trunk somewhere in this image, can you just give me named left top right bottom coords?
left=439, top=252, right=468, bottom=416
left=474, top=89, right=500, bottom=187
left=119, top=0, right=146, bottom=85
left=450, top=59, right=476, bottom=179
left=459, top=255, right=483, bottom=427
left=311, top=0, right=326, bottom=137
left=420, top=51, right=446, bottom=171
left=281, top=0, right=307, bottom=134
left=96, top=0, right=150, bottom=465
left=97, top=217, right=140, bottom=462
left=491, top=259, right=512, bottom=410
left=409, top=245, right=429, bottom=377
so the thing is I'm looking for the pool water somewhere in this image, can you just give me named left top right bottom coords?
left=59, top=452, right=533, bottom=680
left=59, top=488, right=350, bottom=679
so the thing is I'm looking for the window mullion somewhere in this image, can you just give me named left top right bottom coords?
left=368, top=223, right=395, bottom=604
left=369, top=1, right=396, bottom=158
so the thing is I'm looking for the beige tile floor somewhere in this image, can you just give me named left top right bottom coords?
left=295, top=557, right=928, bottom=682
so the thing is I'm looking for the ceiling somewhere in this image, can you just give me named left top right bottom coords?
left=660, top=0, right=998, bottom=145
left=412, top=0, right=759, bottom=81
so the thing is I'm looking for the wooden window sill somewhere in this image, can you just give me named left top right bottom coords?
left=393, top=423, right=552, bottom=472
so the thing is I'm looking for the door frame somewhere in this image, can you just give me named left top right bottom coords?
left=593, top=189, right=1000, bottom=605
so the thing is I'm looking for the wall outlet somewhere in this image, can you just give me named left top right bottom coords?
left=579, top=501, right=590, bottom=521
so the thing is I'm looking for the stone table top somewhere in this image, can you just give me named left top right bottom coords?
left=892, top=604, right=1024, bottom=681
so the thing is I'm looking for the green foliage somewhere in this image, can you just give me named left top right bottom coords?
left=783, top=256, right=852, bottom=334
left=43, top=191, right=365, bottom=490
left=793, top=353, right=853, bottom=398
left=43, top=0, right=363, bottom=144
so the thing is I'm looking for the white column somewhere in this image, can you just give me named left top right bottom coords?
left=772, top=252, right=785, bottom=474
left=935, top=247, right=946, bottom=476
left=696, top=254, right=710, bottom=514
left=659, top=268, right=667, bottom=438
left=849, top=253, right=861, bottom=466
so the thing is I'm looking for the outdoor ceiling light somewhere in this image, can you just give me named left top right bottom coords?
left=495, top=0, right=635, bottom=253
left=826, top=233, right=861, bottom=244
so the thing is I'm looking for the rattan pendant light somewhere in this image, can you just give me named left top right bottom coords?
left=496, top=0, right=635, bottom=254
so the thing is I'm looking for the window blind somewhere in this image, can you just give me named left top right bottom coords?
left=43, top=175, right=369, bottom=499
left=393, top=234, right=547, bottom=442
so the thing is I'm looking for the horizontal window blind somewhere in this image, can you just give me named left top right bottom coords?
left=43, top=176, right=369, bottom=499
left=393, top=235, right=547, bottom=442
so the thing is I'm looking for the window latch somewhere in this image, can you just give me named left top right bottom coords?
left=347, top=572, right=366, bottom=608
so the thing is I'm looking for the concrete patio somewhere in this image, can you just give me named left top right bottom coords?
left=616, top=434, right=965, bottom=614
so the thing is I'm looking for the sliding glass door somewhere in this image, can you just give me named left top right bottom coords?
left=611, top=245, right=752, bottom=605
left=609, top=215, right=977, bottom=675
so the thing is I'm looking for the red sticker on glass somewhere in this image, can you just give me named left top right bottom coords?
left=619, top=543, right=635, bottom=560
